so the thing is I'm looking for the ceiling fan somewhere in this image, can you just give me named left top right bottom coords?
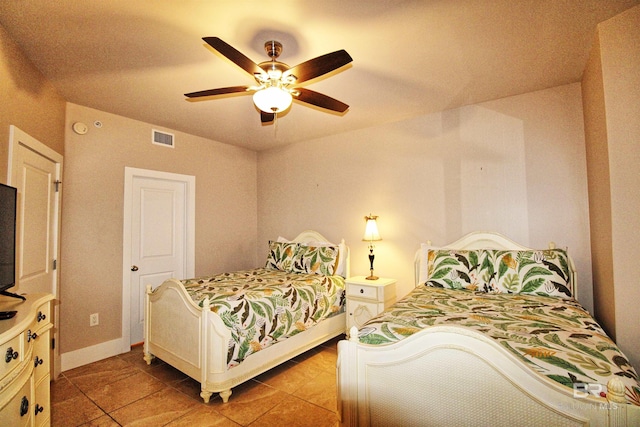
left=185, top=37, right=353, bottom=123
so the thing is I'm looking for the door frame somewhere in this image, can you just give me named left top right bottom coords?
left=121, top=167, right=195, bottom=352
left=7, top=125, right=63, bottom=379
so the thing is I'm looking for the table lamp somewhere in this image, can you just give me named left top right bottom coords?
left=363, top=214, right=381, bottom=280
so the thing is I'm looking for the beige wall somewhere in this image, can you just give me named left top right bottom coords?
left=583, top=5, right=640, bottom=369
left=258, top=83, right=593, bottom=310
left=0, top=24, right=65, bottom=182
left=583, top=32, right=616, bottom=338
left=61, top=103, right=258, bottom=353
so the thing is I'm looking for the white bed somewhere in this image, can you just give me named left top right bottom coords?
left=337, top=231, right=640, bottom=426
left=143, top=230, right=349, bottom=403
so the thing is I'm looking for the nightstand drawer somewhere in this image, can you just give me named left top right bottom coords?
left=346, top=284, right=380, bottom=300
left=345, top=277, right=396, bottom=302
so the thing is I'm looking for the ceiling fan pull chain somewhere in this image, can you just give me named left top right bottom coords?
left=274, top=111, right=278, bottom=135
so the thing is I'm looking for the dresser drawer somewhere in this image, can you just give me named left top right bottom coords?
left=0, top=363, right=32, bottom=427
left=33, top=331, right=51, bottom=384
left=34, top=373, right=50, bottom=427
left=0, top=334, right=23, bottom=378
left=33, top=329, right=49, bottom=385
left=34, top=304, right=50, bottom=330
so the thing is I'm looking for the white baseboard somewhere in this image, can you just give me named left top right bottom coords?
left=61, top=338, right=127, bottom=372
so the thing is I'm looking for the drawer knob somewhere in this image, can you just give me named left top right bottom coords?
left=35, top=403, right=44, bottom=415
left=20, top=396, right=29, bottom=417
left=360, top=288, right=364, bottom=294
left=34, top=356, right=44, bottom=367
left=27, top=330, right=38, bottom=342
left=38, top=311, right=47, bottom=322
left=5, top=347, right=18, bottom=363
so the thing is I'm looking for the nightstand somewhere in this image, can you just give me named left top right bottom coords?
left=345, top=276, right=396, bottom=331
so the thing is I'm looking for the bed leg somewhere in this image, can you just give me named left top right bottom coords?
left=219, top=389, right=232, bottom=403
left=143, top=352, right=155, bottom=365
left=200, top=390, right=213, bottom=403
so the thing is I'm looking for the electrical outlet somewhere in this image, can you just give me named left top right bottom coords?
left=90, top=313, right=99, bottom=327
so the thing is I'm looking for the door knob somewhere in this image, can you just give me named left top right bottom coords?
left=131, top=265, right=139, bottom=271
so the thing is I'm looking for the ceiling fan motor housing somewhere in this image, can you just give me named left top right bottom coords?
left=264, top=40, right=282, bottom=59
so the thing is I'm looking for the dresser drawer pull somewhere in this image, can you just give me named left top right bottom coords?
left=5, top=347, right=18, bottom=363
left=35, top=403, right=44, bottom=415
left=38, top=311, right=47, bottom=322
left=20, top=396, right=29, bottom=417
left=34, top=356, right=44, bottom=367
left=27, top=330, right=38, bottom=342
left=360, top=288, right=364, bottom=293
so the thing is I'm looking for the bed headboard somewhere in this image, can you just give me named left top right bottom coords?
left=291, top=230, right=334, bottom=244
left=287, top=230, right=350, bottom=278
left=414, top=231, right=577, bottom=298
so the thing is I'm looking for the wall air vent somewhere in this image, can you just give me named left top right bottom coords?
left=152, top=129, right=175, bottom=148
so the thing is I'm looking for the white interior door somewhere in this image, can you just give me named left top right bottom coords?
left=13, top=145, right=57, bottom=295
left=8, top=125, right=63, bottom=378
left=123, top=168, right=195, bottom=346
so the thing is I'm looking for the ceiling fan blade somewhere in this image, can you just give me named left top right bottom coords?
left=294, top=88, right=349, bottom=113
left=261, top=111, right=276, bottom=123
left=185, top=86, right=251, bottom=98
left=203, top=37, right=266, bottom=77
left=284, top=50, right=353, bottom=84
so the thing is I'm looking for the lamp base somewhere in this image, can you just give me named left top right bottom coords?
left=365, top=274, right=379, bottom=280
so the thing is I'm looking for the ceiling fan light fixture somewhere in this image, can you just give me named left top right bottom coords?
left=253, top=86, right=292, bottom=113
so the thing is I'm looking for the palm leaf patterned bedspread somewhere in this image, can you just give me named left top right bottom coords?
left=181, top=268, right=345, bottom=368
left=358, top=286, right=640, bottom=406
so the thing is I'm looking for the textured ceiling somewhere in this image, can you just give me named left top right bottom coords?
left=1, top=0, right=638, bottom=151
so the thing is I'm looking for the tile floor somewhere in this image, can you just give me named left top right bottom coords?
left=51, top=336, right=344, bottom=426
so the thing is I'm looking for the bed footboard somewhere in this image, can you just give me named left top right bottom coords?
left=144, top=280, right=232, bottom=401
left=144, top=279, right=346, bottom=404
left=338, top=326, right=640, bottom=427
left=144, top=280, right=204, bottom=378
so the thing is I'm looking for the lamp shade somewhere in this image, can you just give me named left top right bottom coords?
left=253, top=87, right=292, bottom=113
left=363, top=215, right=381, bottom=242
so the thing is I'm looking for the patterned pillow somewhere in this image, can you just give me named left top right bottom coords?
left=265, top=241, right=298, bottom=271
left=278, top=236, right=347, bottom=277
left=491, top=249, right=573, bottom=298
left=425, top=250, right=489, bottom=291
left=290, top=244, right=339, bottom=275
left=425, top=248, right=573, bottom=299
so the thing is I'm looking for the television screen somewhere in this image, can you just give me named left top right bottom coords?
left=0, top=183, right=17, bottom=291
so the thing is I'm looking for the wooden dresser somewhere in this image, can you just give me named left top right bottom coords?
left=0, top=293, right=53, bottom=427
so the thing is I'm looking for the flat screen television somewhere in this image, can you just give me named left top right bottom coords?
left=0, top=183, right=24, bottom=300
